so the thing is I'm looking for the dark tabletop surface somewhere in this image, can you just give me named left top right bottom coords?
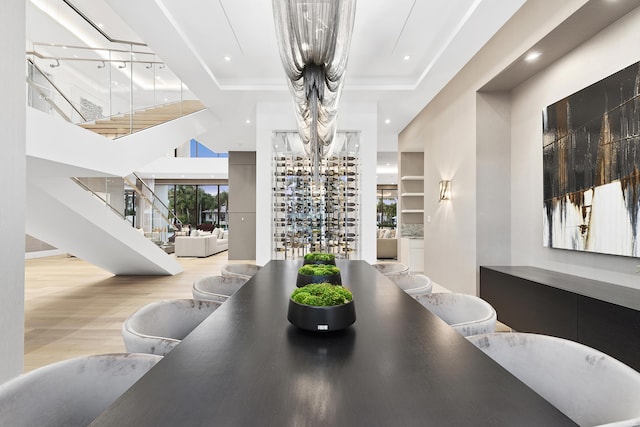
left=90, top=260, right=575, bottom=426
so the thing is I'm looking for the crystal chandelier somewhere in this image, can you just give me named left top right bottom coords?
left=273, top=0, right=356, bottom=179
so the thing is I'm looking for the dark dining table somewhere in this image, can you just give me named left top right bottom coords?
left=90, top=260, right=576, bottom=426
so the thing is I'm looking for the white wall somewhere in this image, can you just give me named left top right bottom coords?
left=0, top=0, right=26, bottom=382
left=255, top=101, right=378, bottom=265
left=476, top=91, right=511, bottom=286
left=399, top=0, right=589, bottom=295
left=510, top=6, right=640, bottom=288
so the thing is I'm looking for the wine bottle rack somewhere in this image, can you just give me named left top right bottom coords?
left=271, top=152, right=360, bottom=260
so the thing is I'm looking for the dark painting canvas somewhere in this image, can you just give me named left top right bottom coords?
left=543, top=62, right=640, bottom=257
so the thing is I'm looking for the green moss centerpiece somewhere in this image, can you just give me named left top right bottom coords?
left=287, top=283, right=356, bottom=332
left=296, top=264, right=342, bottom=287
left=303, top=252, right=336, bottom=265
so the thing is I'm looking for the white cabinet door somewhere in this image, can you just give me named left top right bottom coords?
left=400, top=238, right=424, bottom=273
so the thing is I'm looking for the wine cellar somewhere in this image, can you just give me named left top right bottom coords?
left=272, top=132, right=361, bottom=260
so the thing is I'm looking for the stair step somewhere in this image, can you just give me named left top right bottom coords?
left=80, top=100, right=205, bottom=139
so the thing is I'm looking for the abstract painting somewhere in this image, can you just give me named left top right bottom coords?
left=543, top=61, right=640, bottom=257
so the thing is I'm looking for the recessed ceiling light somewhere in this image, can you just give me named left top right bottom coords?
left=245, top=119, right=251, bottom=124
left=386, top=163, right=390, bottom=166
left=224, top=56, right=231, bottom=61
left=384, top=119, right=391, bottom=124
left=403, top=55, right=410, bottom=61
left=525, top=51, right=541, bottom=62
left=275, top=144, right=278, bottom=148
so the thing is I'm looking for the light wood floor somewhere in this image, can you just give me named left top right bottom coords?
left=24, top=252, right=244, bottom=372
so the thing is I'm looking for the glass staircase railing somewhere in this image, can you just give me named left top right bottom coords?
left=124, top=173, right=183, bottom=244
left=71, top=177, right=128, bottom=220
left=73, top=176, right=182, bottom=250
left=26, top=0, right=204, bottom=138
left=26, top=53, right=204, bottom=139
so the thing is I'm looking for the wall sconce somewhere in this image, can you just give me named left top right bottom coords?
left=439, top=180, right=452, bottom=201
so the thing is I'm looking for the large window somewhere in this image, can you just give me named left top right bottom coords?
left=377, top=185, right=397, bottom=229
left=168, top=184, right=228, bottom=229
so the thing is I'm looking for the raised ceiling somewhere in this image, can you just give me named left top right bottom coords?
left=98, top=0, right=526, bottom=153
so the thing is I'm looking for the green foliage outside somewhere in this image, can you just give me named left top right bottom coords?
left=291, top=283, right=353, bottom=306
left=377, top=197, right=397, bottom=228
left=304, top=252, right=336, bottom=261
left=169, top=185, right=228, bottom=226
left=298, top=264, right=340, bottom=276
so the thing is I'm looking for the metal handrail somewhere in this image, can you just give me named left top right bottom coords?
left=28, top=49, right=164, bottom=66
left=62, top=0, right=147, bottom=47
left=26, top=58, right=87, bottom=122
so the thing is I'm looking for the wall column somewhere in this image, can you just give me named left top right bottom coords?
left=0, top=0, right=26, bottom=382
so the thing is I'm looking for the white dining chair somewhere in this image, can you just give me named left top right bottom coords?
left=122, top=299, right=221, bottom=356
left=467, top=333, right=640, bottom=426
left=414, top=292, right=496, bottom=337
left=389, top=273, right=433, bottom=297
left=221, top=263, right=262, bottom=282
left=193, top=275, right=247, bottom=302
left=0, top=353, right=161, bottom=427
left=372, top=261, right=410, bottom=276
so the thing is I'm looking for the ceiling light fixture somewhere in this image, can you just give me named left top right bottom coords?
left=224, top=56, right=231, bottom=61
left=384, top=119, right=391, bottom=124
left=245, top=119, right=251, bottom=124
left=525, top=51, right=541, bottom=62
left=273, top=0, right=357, bottom=181
left=403, top=55, right=410, bottom=61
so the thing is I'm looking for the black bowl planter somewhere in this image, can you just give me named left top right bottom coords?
left=296, top=264, right=342, bottom=287
left=303, top=258, right=337, bottom=266
left=296, top=272, right=342, bottom=287
left=288, top=299, right=356, bottom=332
left=302, top=252, right=336, bottom=266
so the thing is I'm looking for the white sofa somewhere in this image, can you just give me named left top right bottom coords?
left=377, top=228, right=398, bottom=259
left=175, top=229, right=228, bottom=257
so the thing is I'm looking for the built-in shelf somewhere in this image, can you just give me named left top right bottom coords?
left=399, top=153, right=425, bottom=229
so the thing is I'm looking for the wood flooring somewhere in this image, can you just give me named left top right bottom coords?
left=24, top=252, right=243, bottom=372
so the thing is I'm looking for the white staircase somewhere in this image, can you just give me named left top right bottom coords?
left=26, top=106, right=216, bottom=275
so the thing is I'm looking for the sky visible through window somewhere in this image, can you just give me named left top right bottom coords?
left=189, top=139, right=228, bottom=158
